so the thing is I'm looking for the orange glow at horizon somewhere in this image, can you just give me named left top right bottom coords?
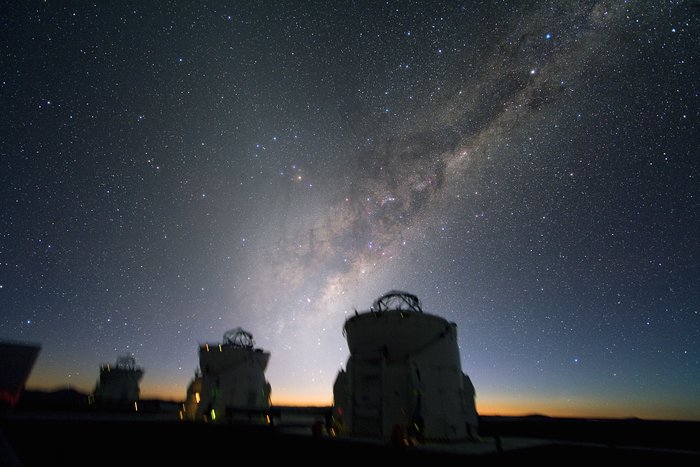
left=474, top=395, right=700, bottom=421
left=24, top=380, right=700, bottom=422
left=270, top=395, right=333, bottom=407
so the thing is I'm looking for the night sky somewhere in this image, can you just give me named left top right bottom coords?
left=2, top=1, right=698, bottom=420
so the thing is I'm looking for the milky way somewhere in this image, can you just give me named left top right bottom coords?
left=2, top=1, right=698, bottom=418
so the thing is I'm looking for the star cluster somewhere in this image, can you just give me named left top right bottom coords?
left=1, top=1, right=698, bottom=418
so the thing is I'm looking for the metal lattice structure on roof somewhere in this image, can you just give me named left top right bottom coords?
left=116, top=355, right=137, bottom=370
left=223, top=327, right=254, bottom=349
left=371, top=290, right=423, bottom=313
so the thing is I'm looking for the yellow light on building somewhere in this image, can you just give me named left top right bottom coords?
left=210, top=409, right=216, bottom=421
left=134, top=402, right=139, bottom=412
left=195, top=392, right=200, bottom=403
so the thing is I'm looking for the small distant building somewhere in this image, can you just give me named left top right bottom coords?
left=93, top=355, right=143, bottom=410
left=333, top=291, right=478, bottom=442
left=184, top=328, right=271, bottom=423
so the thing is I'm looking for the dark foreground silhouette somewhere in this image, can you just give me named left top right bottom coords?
left=2, top=412, right=698, bottom=466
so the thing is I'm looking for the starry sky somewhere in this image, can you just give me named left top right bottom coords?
left=1, top=1, right=698, bottom=420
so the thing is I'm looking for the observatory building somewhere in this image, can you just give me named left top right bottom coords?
left=93, top=355, right=143, bottom=410
left=185, top=328, right=271, bottom=422
left=333, top=291, right=478, bottom=441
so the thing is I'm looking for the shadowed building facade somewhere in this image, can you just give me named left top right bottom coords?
left=184, top=328, right=271, bottom=423
left=93, top=355, right=143, bottom=410
left=334, top=291, right=478, bottom=441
